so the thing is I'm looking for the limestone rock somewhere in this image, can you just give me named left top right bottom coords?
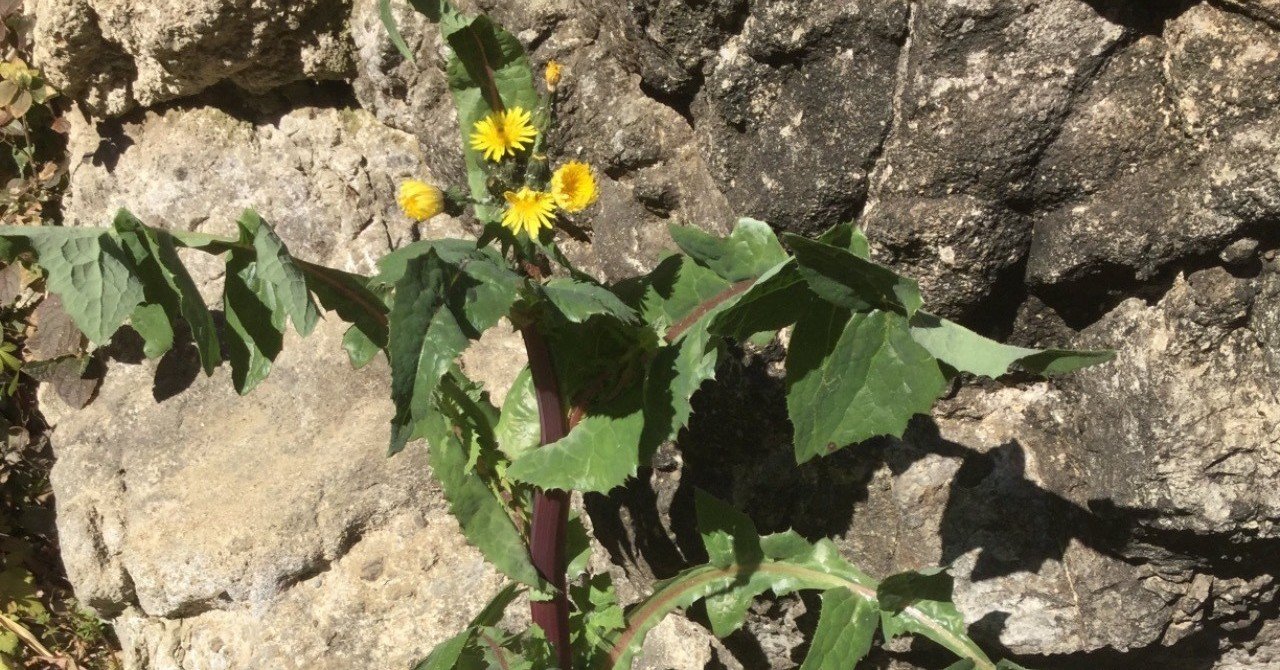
left=44, top=318, right=505, bottom=668
left=31, top=0, right=355, bottom=117
left=61, top=95, right=467, bottom=278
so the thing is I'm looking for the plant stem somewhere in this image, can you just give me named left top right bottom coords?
left=520, top=324, right=572, bottom=669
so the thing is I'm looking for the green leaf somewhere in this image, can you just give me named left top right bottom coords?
left=129, top=303, right=173, bottom=359
left=239, top=211, right=321, bottom=338
left=494, top=367, right=540, bottom=460
left=669, top=218, right=788, bottom=282
left=413, top=582, right=522, bottom=670
left=707, top=259, right=815, bottom=341
left=342, top=325, right=381, bottom=369
left=571, top=573, right=626, bottom=661
left=387, top=249, right=519, bottom=454
left=640, top=319, right=720, bottom=447
left=304, top=263, right=389, bottom=350
left=113, top=211, right=221, bottom=375
left=695, top=491, right=768, bottom=638
left=373, top=238, right=478, bottom=287
left=798, top=588, right=879, bottom=670
left=816, top=222, right=871, bottom=259
left=541, top=278, right=638, bottom=324
left=909, top=312, right=1114, bottom=378
left=0, top=225, right=145, bottom=346
left=223, top=248, right=286, bottom=394
left=695, top=490, right=762, bottom=569
left=506, top=386, right=644, bottom=493
left=877, top=566, right=954, bottom=613
left=419, top=375, right=546, bottom=589
left=880, top=596, right=993, bottom=668
left=607, top=498, right=999, bottom=670
left=786, top=305, right=946, bottom=463
left=623, top=254, right=732, bottom=335
left=784, top=233, right=923, bottom=316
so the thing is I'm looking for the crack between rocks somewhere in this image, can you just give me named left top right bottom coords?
left=859, top=0, right=916, bottom=224
left=1207, top=0, right=1280, bottom=31
left=1057, top=536, right=1090, bottom=649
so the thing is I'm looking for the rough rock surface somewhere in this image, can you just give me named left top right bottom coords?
left=27, top=0, right=1280, bottom=667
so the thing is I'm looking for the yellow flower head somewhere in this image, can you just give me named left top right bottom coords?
left=397, top=180, right=445, bottom=221
left=551, top=162, right=598, bottom=213
left=544, top=60, right=563, bottom=90
left=502, top=187, right=557, bottom=238
left=469, top=107, right=538, bottom=162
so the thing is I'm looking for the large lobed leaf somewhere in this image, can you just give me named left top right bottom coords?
left=786, top=304, right=946, bottom=463
left=420, top=372, right=546, bottom=590
left=386, top=247, right=520, bottom=455
left=0, top=225, right=145, bottom=346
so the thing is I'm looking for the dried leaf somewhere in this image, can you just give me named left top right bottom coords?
left=24, top=294, right=84, bottom=361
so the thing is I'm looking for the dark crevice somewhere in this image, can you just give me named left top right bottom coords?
left=1032, top=219, right=1280, bottom=330
left=638, top=70, right=702, bottom=129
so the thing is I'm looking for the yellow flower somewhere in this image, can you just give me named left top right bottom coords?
left=544, top=60, right=563, bottom=90
left=551, top=162, right=598, bottom=213
left=469, top=107, right=538, bottom=162
left=502, top=187, right=557, bottom=238
left=397, top=180, right=445, bottom=221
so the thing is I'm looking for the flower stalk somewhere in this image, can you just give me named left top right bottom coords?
left=519, top=323, right=573, bottom=669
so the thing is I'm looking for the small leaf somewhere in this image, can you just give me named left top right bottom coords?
left=239, top=210, right=321, bottom=337
left=695, top=490, right=762, bottom=569
left=373, top=238, right=479, bottom=286
left=113, top=210, right=221, bottom=375
left=0, top=80, right=16, bottom=105
left=222, top=248, right=285, bottom=395
left=506, top=386, right=644, bottom=493
left=129, top=303, right=173, bottom=359
left=387, top=250, right=519, bottom=454
left=798, top=588, right=879, bottom=670
left=9, top=88, right=31, bottom=117
left=304, top=263, right=389, bottom=349
left=708, top=259, right=815, bottom=341
left=816, top=221, right=871, bottom=259
left=420, top=377, right=546, bottom=590
left=669, top=218, right=788, bottom=282
left=342, top=324, right=381, bottom=369
left=909, top=312, right=1113, bottom=378
left=786, top=305, right=946, bottom=463
left=784, top=233, right=923, bottom=316
left=880, top=587, right=993, bottom=668
left=494, top=367, right=540, bottom=460
left=541, top=278, right=638, bottom=324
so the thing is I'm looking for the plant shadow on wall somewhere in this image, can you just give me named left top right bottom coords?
left=1, top=1, right=1117, bottom=669
left=586, top=349, right=1134, bottom=667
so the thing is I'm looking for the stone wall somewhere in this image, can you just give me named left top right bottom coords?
left=27, top=0, right=1280, bottom=667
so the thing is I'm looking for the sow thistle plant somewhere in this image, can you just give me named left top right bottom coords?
left=0, top=1, right=1113, bottom=668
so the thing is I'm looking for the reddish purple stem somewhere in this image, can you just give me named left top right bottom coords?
left=520, top=325, right=572, bottom=669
